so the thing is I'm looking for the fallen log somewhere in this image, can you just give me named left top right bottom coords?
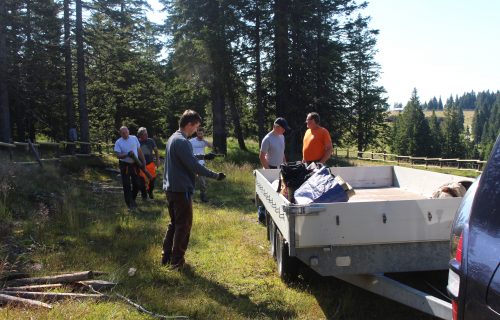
left=0, top=272, right=30, bottom=282
left=0, top=293, right=52, bottom=309
left=76, top=280, right=117, bottom=291
left=2, top=284, right=63, bottom=292
left=7, top=271, right=94, bottom=286
left=0, top=291, right=105, bottom=302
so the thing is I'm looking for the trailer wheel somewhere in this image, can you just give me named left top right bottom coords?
left=268, top=217, right=277, bottom=260
left=275, top=229, right=299, bottom=282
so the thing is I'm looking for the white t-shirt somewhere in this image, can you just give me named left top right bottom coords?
left=190, top=138, right=210, bottom=165
left=114, top=135, right=140, bottom=163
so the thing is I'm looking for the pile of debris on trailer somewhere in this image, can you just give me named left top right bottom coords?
left=0, top=271, right=116, bottom=309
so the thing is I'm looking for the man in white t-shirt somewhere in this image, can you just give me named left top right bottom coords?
left=189, top=127, right=213, bottom=202
left=114, top=126, right=147, bottom=210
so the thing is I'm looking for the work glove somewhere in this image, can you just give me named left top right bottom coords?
left=204, top=152, right=216, bottom=160
left=216, top=172, right=226, bottom=181
left=128, top=151, right=135, bottom=157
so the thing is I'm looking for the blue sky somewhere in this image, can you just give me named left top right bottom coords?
left=147, top=0, right=500, bottom=107
left=366, top=0, right=500, bottom=107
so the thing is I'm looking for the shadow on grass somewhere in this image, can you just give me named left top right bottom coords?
left=294, top=266, right=438, bottom=320
left=174, top=266, right=297, bottom=319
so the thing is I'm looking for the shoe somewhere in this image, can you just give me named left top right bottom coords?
left=148, top=192, right=154, bottom=199
left=169, top=258, right=185, bottom=271
left=161, top=254, right=171, bottom=265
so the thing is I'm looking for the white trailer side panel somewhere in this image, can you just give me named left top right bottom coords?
left=294, top=198, right=460, bottom=247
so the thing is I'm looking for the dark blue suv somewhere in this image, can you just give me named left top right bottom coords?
left=448, top=134, right=500, bottom=320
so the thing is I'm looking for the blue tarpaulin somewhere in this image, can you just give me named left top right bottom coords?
left=294, top=166, right=349, bottom=204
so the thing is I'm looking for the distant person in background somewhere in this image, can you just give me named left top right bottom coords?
left=162, top=110, right=226, bottom=270
left=189, top=127, right=213, bottom=203
left=302, top=112, right=332, bottom=165
left=114, top=126, right=147, bottom=210
left=257, top=117, right=291, bottom=223
left=138, top=127, right=160, bottom=200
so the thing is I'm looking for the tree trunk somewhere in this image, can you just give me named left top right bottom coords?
left=273, top=0, right=289, bottom=116
left=227, top=79, right=246, bottom=151
left=63, top=0, right=76, bottom=141
left=255, top=1, right=265, bottom=143
left=0, top=0, right=10, bottom=142
left=75, top=0, right=90, bottom=153
left=212, top=82, right=226, bottom=154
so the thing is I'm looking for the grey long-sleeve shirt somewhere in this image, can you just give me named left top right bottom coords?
left=163, top=130, right=219, bottom=193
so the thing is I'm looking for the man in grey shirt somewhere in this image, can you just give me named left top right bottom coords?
left=162, top=110, right=226, bottom=270
left=259, top=117, right=291, bottom=169
left=258, top=117, right=291, bottom=223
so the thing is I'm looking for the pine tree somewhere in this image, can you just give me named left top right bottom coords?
left=391, top=89, right=431, bottom=156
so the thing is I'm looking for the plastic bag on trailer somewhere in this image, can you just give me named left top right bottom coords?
left=294, top=166, right=354, bottom=205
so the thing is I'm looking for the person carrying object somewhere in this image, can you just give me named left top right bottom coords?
left=138, top=127, right=160, bottom=200
left=161, top=110, right=226, bottom=270
left=114, top=126, right=147, bottom=210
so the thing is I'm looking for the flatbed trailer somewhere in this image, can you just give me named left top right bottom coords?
left=254, top=165, right=475, bottom=319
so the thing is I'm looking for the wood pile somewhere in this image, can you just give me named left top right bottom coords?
left=0, top=271, right=116, bottom=309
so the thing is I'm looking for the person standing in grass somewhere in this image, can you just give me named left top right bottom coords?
left=302, top=112, right=333, bottom=165
left=161, top=110, right=226, bottom=270
left=257, top=117, right=291, bottom=223
left=138, top=127, right=160, bottom=200
left=114, top=126, right=147, bottom=210
left=189, top=127, right=213, bottom=203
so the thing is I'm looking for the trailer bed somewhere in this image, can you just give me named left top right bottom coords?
left=348, top=187, right=427, bottom=202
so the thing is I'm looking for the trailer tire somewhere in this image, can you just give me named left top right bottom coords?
left=276, top=229, right=299, bottom=282
left=268, top=217, right=277, bottom=260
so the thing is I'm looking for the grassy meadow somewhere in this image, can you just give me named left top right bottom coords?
left=0, top=139, right=453, bottom=319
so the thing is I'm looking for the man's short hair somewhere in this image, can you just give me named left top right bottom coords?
left=307, top=112, right=320, bottom=124
left=197, top=127, right=204, bottom=133
left=137, top=127, right=147, bottom=137
left=179, top=110, right=202, bottom=128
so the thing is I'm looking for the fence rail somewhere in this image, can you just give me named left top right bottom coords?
left=333, top=148, right=486, bottom=172
left=0, top=140, right=114, bottom=165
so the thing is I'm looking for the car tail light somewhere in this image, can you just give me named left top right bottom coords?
left=448, top=232, right=463, bottom=320
left=455, top=233, right=463, bottom=262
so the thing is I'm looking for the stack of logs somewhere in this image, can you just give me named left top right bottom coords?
left=0, top=271, right=116, bottom=309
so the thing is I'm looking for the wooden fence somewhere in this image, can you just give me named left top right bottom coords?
left=333, top=148, right=486, bottom=172
left=0, top=140, right=114, bottom=166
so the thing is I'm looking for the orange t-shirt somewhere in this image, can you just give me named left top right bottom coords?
left=302, top=127, right=332, bottom=161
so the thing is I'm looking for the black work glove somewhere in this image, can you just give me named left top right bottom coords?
left=128, top=151, right=134, bottom=157
left=204, top=152, right=216, bottom=160
left=216, top=172, right=226, bottom=181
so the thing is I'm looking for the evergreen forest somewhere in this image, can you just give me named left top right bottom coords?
left=0, top=0, right=498, bottom=160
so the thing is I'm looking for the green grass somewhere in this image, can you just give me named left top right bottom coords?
left=0, top=143, right=452, bottom=319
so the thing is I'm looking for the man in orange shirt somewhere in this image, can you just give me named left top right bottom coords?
left=302, top=112, right=333, bottom=165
